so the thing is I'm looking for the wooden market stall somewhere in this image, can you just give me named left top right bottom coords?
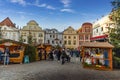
left=81, top=42, right=114, bottom=70
left=36, top=44, right=52, bottom=60
left=0, top=39, right=27, bottom=64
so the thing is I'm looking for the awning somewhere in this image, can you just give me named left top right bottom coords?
left=90, top=34, right=108, bottom=41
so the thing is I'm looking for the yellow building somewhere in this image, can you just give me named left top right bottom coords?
left=63, top=26, right=78, bottom=49
left=20, top=20, right=44, bottom=45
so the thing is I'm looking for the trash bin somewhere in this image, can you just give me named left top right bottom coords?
left=24, top=55, right=29, bottom=63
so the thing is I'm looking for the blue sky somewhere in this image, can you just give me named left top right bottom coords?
left=0, top=0, right=113, bottom=31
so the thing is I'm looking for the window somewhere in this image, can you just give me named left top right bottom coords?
left=52, top=41, right=54, bottom=44
left=85, top=35, right=89, bottom=40
left=50, top=35, right=52, bottom=38
left=64, top=41, right=66, bottom=44
left=59, top=41, right=62, bottom=44
left=73, top=40, right=76, bottom=45
left=47, top=40, right=50, bottom=44
left=96, top=29, right=98, bottom=33
left=38, top=33, right=43, bottom=37
left=4, top=28, right=7, bottom=30
left=23, top=39, right=26, bottom=42
left=101, top=27, right=103, bottom=31
left=53, top=35, right=55, bottom=38
left=53, top=31, right=55, bottom=33
left=79, top=36, right=83, bottom=40
left=68, top=40, right=71, bottom=45
left=74, top=36, right=76, bottom=39
left=85, top=27, right=90, bottom=32
left=68, top=36, right=71, bottom=39
left=64, top=36, right=66, bottom=39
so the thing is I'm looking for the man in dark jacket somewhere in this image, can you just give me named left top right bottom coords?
left=61, top=49, right=67, bottom=65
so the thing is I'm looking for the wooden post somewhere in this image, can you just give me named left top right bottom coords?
left=109, top=48, right=113, bottom=70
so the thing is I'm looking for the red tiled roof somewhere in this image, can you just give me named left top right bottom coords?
left=0, top=17, right=15, bottom=27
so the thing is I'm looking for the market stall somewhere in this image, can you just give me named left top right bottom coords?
left=0, top=39, right=27, bottom=64
left=36, top=44, right=52, bottom=60
left=81, top=42, right=114, bottom=70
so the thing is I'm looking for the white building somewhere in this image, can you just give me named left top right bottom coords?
left=44, top=29, right=63, bottom=47
left=0, top=17, right=19, bottom=41
left=91, top=15, right=115, bottom=41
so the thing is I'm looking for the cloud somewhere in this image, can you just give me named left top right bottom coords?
left=34, top=3, right=56, bottom=10
left=10, top=0, right=26, bottom=6
left=33, top=3, right=47, bottom=7
left=46, top=5, right=56, bottom=10
left=60, top=8, right=74, bottom=13
left=28, top=0, right=56, bottom=10
left=60, top=0, right=71, bottom=7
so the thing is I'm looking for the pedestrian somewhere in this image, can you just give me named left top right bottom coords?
left=0, top=49, right=2, bottom=63
left=38, top=49, right=42, bottom=60
left=44, top=50, right=47, bottom=60
left=65, top=49, right=71, bottom=62
left=80, top=50, right=82, bottom=62
left=4, top=47, right=10, bottom=65
left=57, top=49, right=61, bottom=61
left=49, top=50, right=54, bottom=60
left=61, top=49, right=67, bottom=65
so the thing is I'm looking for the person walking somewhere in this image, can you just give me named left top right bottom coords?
left=44, top=50, right=47, bottom=60
left=4, top=47, right=10, bottom=65
left=57, top=49, right=61, bottom=61
left=49, top=50, right=54, bottom=60
left=61, top=49, right=67, bottom=65
left=0, top=49, right=2, bottom=63
left=38, top=49, right=42, bottom=61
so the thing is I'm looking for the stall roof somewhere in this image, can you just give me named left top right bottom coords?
left=0, top=39, right=28, bottom=46
left=81, top=42, right=114, bottom=48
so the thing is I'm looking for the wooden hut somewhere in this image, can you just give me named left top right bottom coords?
left=36, top=44, right=52, bottom=60
left=0, top=39, right=27, bottom=64
left=81, top=42, right=114, bottom=70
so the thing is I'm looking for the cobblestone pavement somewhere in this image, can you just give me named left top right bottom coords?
left=0, top=60, right=120, bottom=80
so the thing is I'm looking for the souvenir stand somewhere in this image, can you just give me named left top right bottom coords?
left=81, top=42, right=114, bottom=70
left=36, top=44, right=52, bottom=60
left=0, top=39, right=27, bottom=64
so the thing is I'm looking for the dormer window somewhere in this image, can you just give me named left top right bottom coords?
left=4, top=28, right=7, bottom=30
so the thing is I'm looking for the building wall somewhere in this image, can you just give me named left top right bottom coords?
left=44, top=29, right=63, bottom=47
left=77, top=23, right=92, bottom=46
left=20, top=20, right=44, bottom=44
left=93, top=15, right=115, bottom=37
left=63, top=26, right=78, bottom=49
left=0, top=25, right=19, bottom=41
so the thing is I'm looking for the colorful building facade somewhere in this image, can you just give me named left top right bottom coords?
left=77, top=22, right=92, bottom=46
left=44, top=29, right=63, bottom=47
left=91, top=15, right=115, bottom=42
left=63, top=26, right=78, bottom=49
left=20, top=20, right=44, bottom=44
left=0, top=17, right=19, bottom=41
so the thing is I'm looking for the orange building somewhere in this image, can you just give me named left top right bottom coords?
left=77, top=22, right=92, bottom=47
